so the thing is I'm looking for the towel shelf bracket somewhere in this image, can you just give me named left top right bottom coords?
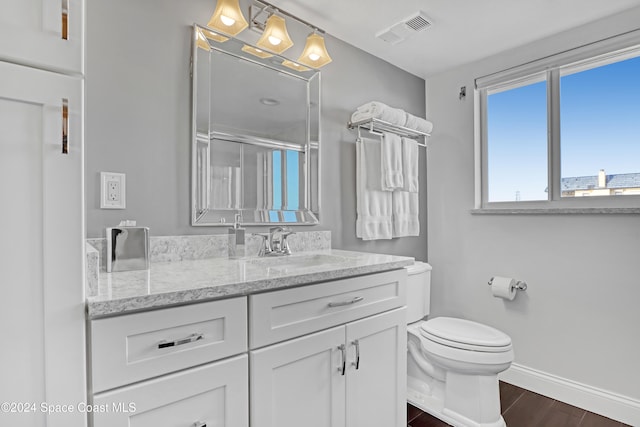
left=347, top=117, right=430, bottom=147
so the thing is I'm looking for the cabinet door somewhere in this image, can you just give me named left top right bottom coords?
left=0, top=61, right=84, bottom=427
left=93, top=355, right=249, bottom=427
left=251, top=326, right=346, bottom=427
left=0, top=0, right=83, bottom=74
left=345, top=308, right=407, bottom=427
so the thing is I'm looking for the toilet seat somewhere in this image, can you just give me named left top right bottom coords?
left=420, top=317, right=512, bottom=353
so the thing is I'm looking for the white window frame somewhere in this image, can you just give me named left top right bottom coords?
left=474, top=29, right=640, bottom=213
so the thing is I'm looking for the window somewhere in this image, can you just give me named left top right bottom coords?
left=476, top=33, right=640, bottom=210
left=487, top=78, right=547, bottom=202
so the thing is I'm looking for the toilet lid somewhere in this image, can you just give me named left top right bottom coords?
left=420, top=317, right=512, bottom=352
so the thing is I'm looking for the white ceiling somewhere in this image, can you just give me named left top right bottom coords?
left=267, top=0, right=640, bottom=79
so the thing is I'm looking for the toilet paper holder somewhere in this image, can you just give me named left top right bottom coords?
left=488, top=277, right=528, bottom=291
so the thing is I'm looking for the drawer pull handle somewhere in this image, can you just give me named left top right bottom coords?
left=158, top=333, right=204, bottom=349
left=338, top=344, right=346, bottom=376
left=193, top=422, right=207, bottom=427
left=352, top=340, right=360, bottom=370
left=328, top=296, right=364, bottom=308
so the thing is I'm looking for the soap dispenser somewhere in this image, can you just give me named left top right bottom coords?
left=228, top=213, right=245, bottom=259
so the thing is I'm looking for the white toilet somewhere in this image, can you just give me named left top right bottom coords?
left=405, top=262, right=514, bottom=427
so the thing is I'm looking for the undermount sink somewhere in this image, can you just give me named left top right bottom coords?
left=244, top=254, right=354, bottom=270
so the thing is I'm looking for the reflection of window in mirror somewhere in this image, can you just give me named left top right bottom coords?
left=271, top=150, right=301, bottom=222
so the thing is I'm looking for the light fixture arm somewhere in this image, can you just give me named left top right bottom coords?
left=250, top=0, right=326, bottom=34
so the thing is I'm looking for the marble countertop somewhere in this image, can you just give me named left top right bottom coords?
left=87, top=249, right=414, bottom=318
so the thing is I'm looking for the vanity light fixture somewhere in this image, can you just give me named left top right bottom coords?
left=297, top=32, right=332, bottom=68
left=207, top=0, right=249, bottom=36
left=248, top=0, right=332, bottom=67
left=256, top=14, right=294, bottom=54
left=242, top=45, right=273, bottom=59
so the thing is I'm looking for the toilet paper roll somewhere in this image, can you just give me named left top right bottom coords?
left=491, top=276, right=517, bottom=300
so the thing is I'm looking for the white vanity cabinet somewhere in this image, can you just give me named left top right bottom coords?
left=0, top=0, right=83, bottom=74
left=87, top=268, right=408, bottom=427
left=90, top=297, right=249, bottom=427
left=249, top=269, right=407, bottom=427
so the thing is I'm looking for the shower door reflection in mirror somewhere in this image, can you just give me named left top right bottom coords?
left=192, top=24, right=320, bottom=225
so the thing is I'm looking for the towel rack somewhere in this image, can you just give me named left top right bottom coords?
left=347, top=117, right=430, bottom=147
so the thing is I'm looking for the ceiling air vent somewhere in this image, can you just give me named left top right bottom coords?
left=405, top=15, right=431, bottom=32
left=376, top=12, right=432, bottom=45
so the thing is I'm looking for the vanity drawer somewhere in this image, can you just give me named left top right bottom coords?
left=249, top=269, right=406, bottom=348
left=93, top=354, right=248, bottom=427
left=91, top=297, right=247, bottom=393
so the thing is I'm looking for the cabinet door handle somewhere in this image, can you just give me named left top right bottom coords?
left=158, top=333, right=204, bottom=349
left=62, top=98, right=69, bottom=154
left=193, top=422, right=207, bottom=427
left=352, top=340, right=360, bottom=370
left=328, top=296, right=364, bottom=308
left=338, top=344, right=346, bottom=376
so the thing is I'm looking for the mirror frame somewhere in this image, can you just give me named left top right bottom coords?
left=190, top=24, right=321, bottom=226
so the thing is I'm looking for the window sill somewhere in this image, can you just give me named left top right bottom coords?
left=471, top=207, right=640, bottom=215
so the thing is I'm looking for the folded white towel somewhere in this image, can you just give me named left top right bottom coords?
left=356, top=138, right=393, bottom=240
left=351, top=101, right=407, bottom=127
left=402, top=138, right=419, bottom=193
left=392, top=190, right=420, bottom=238
left=404, top=112, right=434, bottom=134
left=381, top=132, right=404, bottom=191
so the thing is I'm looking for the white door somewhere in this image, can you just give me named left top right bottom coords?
left=250, top=326, right=347, bottom=427
left=345, top=308, right=407, bottom=427
left=93, top=355, right=249, bottom=427
left=0, top=60, right=85, bottom=427
left=0, top=0, right=83, bottom=74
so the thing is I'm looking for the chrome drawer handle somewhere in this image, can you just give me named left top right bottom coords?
left=158, top=333, right=204, bottom=349
left=327, top=296, right=364, bottom=308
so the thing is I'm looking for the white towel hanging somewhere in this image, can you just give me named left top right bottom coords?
left=356, top=137, right=393, bottom=240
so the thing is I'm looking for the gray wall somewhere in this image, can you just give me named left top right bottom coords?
left=85, top=0, right=427, bottom=261
left=426, top=7, right=640, bottom=402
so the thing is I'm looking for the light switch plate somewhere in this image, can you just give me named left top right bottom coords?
left=100, top=172, right=126, bottom=209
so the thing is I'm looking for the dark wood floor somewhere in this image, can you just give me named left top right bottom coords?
left=407, top=382, right=629, bottom=427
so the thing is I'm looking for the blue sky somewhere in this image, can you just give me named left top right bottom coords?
left=487, top=55, right=640, bottom=202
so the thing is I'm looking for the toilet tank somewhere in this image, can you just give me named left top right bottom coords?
left=405, top=261, right=432, bottom=323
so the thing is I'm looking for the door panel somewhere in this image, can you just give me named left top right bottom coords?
left=346, top=308, right=407, bottom=427
left=251, top=326, right=347, bottom=427
left=0, top=61, right=84, bottom=427
left=0, top=0, right=83, bottom=74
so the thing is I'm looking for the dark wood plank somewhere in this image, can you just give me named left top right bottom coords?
left=538, top=400, right=585, bottom=427
left=580, top=411, right=624, bottom=427
left=502, top=390, right=555, bottom=426
left=408, top=412, right=451, bottom=427
left=499, top=381, right=525, bottom=413
left=407, top=403, right=423, bottom=423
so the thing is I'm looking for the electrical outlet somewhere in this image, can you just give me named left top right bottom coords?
left=101, top=172, right=126, bottom=209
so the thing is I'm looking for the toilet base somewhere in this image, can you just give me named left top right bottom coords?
left=408, top=376, right=507, bottom=427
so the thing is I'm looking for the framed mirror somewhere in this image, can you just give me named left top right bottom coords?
left=191, top=24, right=320, bottom=226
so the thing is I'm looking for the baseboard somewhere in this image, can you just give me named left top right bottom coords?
left=499, top=363, right=640, bottom=426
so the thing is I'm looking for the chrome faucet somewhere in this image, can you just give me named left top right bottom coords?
left=254, top=226, right=296, bottom=256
